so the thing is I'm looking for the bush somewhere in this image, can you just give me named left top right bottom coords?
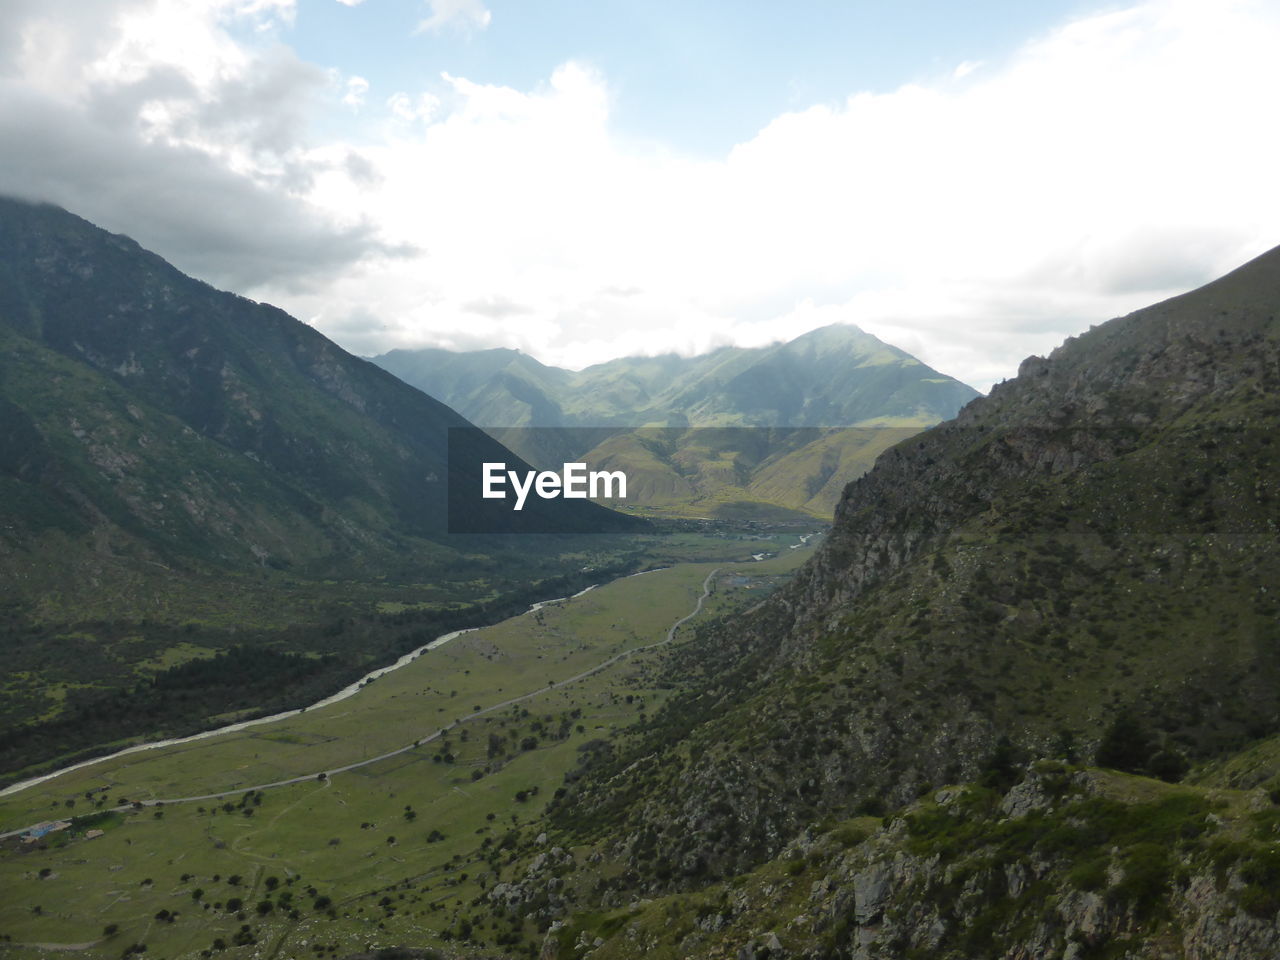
left=1067, top=855, right=1108, bottom=891
left=1110, top=843, right=1172, bottom=917
left=1148, top=750, right=1190, bottom=783
left=832, top=825, right=870, bottom=849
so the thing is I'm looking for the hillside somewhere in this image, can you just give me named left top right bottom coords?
left=0, top=197, right=640, bottom=776
left=488, top=245, right=1280, bottom=956
left=2, top=241, right=1277, bottom=959
left=373, top=326, right=979, bottom=517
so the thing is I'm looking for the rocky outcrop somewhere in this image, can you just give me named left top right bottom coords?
left=530, top=246, right=1280, bottom=957
left=530, top=763, right=1280, bottom=960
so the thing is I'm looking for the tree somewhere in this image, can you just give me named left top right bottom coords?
left=1095, top=710, right=1154, bottom=774
left=1148, top=749, right=1190, bottom=783
left=980, top=736, right=1020, bottom=791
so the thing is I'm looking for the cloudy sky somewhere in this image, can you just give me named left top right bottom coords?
left=2, top=0, right=1279, bottom=391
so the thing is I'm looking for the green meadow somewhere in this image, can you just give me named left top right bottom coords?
left=0, top=541, right=818, bottom=958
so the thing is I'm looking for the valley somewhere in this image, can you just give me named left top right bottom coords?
left=0, top=542, right=819, bottom=957
left=2, top=195, right=1279, bottom=960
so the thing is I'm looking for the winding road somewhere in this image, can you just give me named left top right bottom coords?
left=0, top=567, right=720, bottom=837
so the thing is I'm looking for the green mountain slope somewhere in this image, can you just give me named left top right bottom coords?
left=480, top=245, right=1280, bottom=955
left=0, top=198, right=634, bottom=579
left=373, top=325, right=980, bottom=517
left=0, top=197, right=639, bottom=773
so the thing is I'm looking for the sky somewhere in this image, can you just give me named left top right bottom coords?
left=2, top=1, right=1279, bottom=391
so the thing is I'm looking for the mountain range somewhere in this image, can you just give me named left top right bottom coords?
left=373, top=326, right=979, bottom=517
left=373, top=325, right=976, bottom=430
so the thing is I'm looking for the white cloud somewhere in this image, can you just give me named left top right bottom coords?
left=342, top=74, right=368, bottom=108
left=0, top=0, right=388, bottom=289
left=5, top=0, right=1280, bottom=393
left=272, top=0, right=1280, bottom=391
left=415, top=0, right=491, bottom=34
left=386, top=90, right=440, bottom=124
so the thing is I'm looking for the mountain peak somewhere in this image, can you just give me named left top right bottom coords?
left=373, top=323, right=976, bottom=431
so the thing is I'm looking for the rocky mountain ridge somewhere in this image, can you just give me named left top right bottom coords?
left=481, top=244, right=1280, bottom=958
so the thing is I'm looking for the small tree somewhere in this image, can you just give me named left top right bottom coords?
left=980, top=736, right=1020, bottom=791
left=1096, top=710, right=1154, bottom=773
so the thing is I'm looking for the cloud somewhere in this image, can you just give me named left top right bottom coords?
left=387, top=90, right=440, bottom=124
left=0, top=0, right=389, bottom=291
left=415, top=0, right=490, bottom=34
left=275, top=0, right=1280, bottom=391
left=342, top=75, right=369, bottom=108
left=4, top=0, right=1280, bottom=393
left=463, top=296, right=534, bottom=319
left=0, top=84, right=387, bottom=290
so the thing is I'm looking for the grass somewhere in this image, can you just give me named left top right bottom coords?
left=0, top=539, right=820, bottom=957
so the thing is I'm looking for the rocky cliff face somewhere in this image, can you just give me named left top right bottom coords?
left=792, top=243, right=1280, bottom=624
left=504, top=758, right=1280, bottom=960
left=497, top=245, right=1280, bottom=957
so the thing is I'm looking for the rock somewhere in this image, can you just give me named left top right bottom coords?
left=853, top=863, right=893, bottom=924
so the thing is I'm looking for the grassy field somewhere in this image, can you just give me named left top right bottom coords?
left=0, top=539, right=819, bottom=958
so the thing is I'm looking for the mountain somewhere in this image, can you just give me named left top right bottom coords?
left=0, top=197, right=639, bottom=773
left=373, top=324, right=977, bottom=430
left=487, top=245, right=1280, bottom=956
left=373, top=325, right=980, bottom=517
